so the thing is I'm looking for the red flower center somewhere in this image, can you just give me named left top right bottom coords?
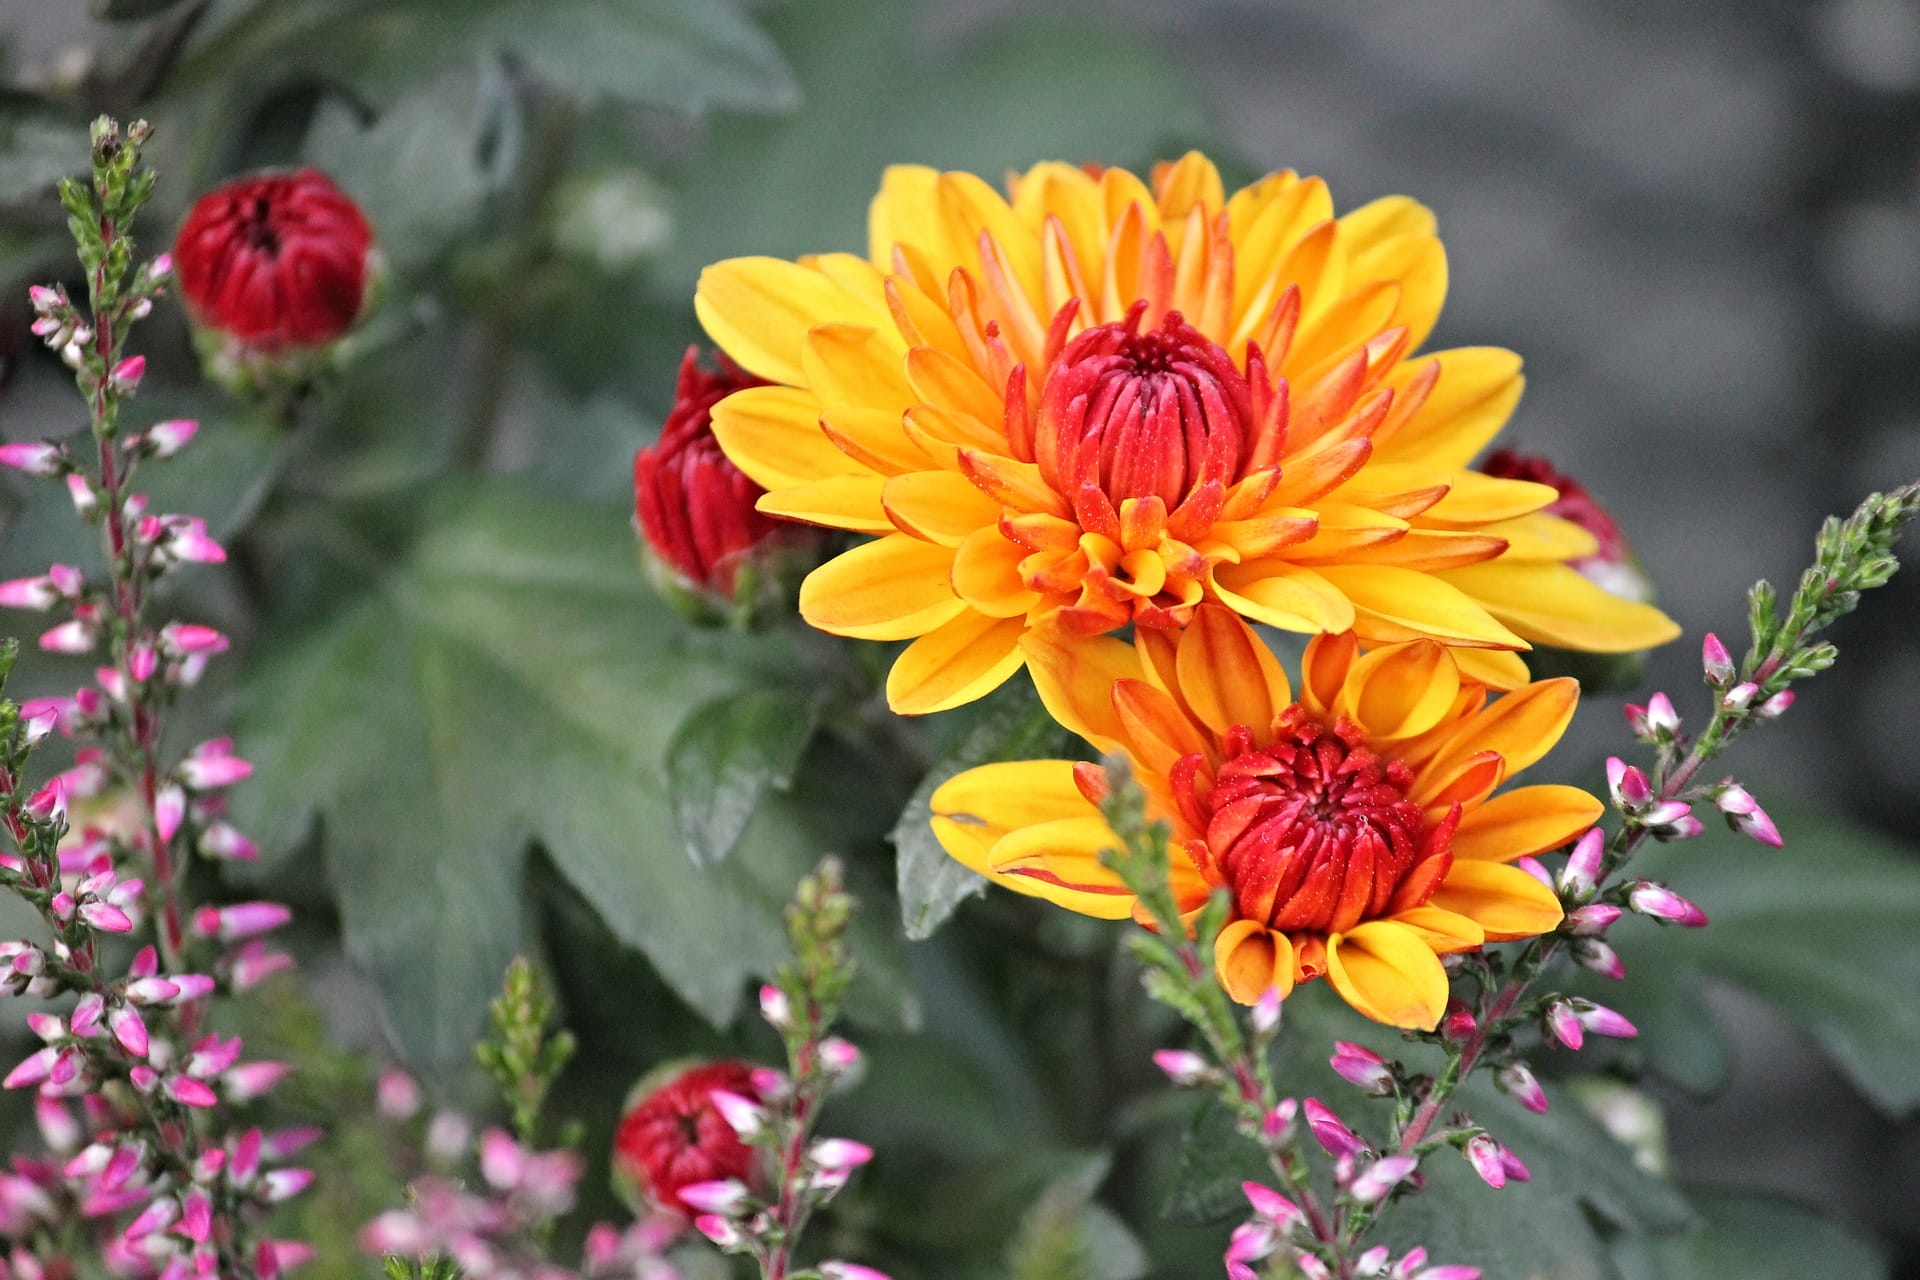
left=612, top=1060, right=761, bottom=1213
left=1173, top=709, right=1455, bottom=935
left=1032, top=307, right=1251, bottom=513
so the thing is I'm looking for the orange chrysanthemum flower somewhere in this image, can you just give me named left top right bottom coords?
left=929, top=607, right=1590, bottom=1029
left=696, top=154, right=1679, bottom=713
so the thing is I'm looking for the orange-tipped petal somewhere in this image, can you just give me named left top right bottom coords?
left=1214, top=920, right=1296, bottom=1005
left=1427, top=860, right=1563, bottom=941
left=799, top=536, right=963, bottom=640
left=1451, top=785, right=1604, bottom=862
left=886, top=610, right=1029, bottom=714
left=1326, top=921, right=1449, bottom=1030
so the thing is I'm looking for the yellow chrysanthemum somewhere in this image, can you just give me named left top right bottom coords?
left=695, top=152, right=1678, bottom=713
left=929, top=606, right=1589, bottom=1029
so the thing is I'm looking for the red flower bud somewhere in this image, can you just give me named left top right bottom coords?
left=612, top=1059, right=764, bottom=1215
left=174, top=169, right=374, bottom=352
left=1480, top=449, right=1649, bottom=602
left=634, top=348, right=819, bottom=620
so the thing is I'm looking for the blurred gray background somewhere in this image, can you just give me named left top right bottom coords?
left=12, top=0, right=1920, bottom=1268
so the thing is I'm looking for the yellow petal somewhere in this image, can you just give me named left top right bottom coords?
left=1347, top=232, right=1446, bottom=351
left=906, top=345, right=1005, bottom=423
left=886, top=610, right=1029, bottom=714
left=1022, top=629, right=1142, bottom=751
left=1174, top=606, right=1294, bottom=738
left=710, top=386, right=854, bottom=491
left=931, top=760, right=1089, bottom=833
left=800, top=324, right=914, bottom=419
left=1448, top=647, right=1530, bottom=692
left=1388, top=905, right=1485, bottom=953
left=989, top=815, right=1130, bottom=888
left=819, top=406, right=931, bottom=477
left=1210, top=562, right=1357, bottom=633
left=931, top=815, right=1064, bottom=905
left=1326, top=921, right=1449, bottom=1030
left=1214, top=920, right=1296, bottom=1005
left=1378, top=348, right=1524, bottom=469
left=696, top=257, right=866, bottom=387
left=1337, top=196, right=1438, bottom=250
left=1481, top=513, right=1600, bottom=562
left=882, top=470, right=1002, bottom=546
left=799, top=535, right=963, bottom=640
left=1300, top=631, right=1360, bottom=718
left=1318, top=565, right=1525, bottom=649
left=1440, top=562, right=1682, bottom=653
left=1417, top=471, right=1558, bottom=528
left=1338, top=639, right=1460, bottom=740
left=1451, top=785, right=1604, bottom=862
left=756, top=475, right=892, bottom=533
left=1427, top=861, right=1564, bottom=941
left=869, top=165, right=943, bottom=267
left=951, top=526, right=1039, bottom=618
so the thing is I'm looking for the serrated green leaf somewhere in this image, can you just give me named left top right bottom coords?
left=1160, top=1098, right=1270, bottom=1226
left=1611, top=1189, right=1888, bottom=1280
left=890, top=682, right=1076, bottom=941
left=666, top=688, right=819, bottom=867
left=1581, top=803, right=1920, bottom=1112
left=230, top=483, right=911, bottom=1069
left=0, top=98, right=88, bottom=203
left=173, top=0, right=795, bottom=116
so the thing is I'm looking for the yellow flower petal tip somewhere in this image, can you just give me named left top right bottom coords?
left=694, top=155, right=1674, bottom=712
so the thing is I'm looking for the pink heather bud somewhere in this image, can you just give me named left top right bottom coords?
left=224, top=1061, right=294, bottom=1101
left=1357, top=1245, right=1392, bottom=1277
left=1414, top=1269, right=1482, bottom=1280
left=1227, top=1263, right=1261, bottom=1280
left=1393, top=1247, right=1430, bottom=1278
left=1573, top=1001, right=1637, bottom=1039
left=1721, top=682, right=1759, bottom=713
left=1640, top=799, right=1692, bottom=829
left=1225, top=1220, right=1278, bottom=1265
left=125, top=1195, right=179, bottom=1238
left=0, top=576, right=61, bottom=610
left=108, top=356, right=146, bottom=394
left=265, top=1125, right=325, bottom=1160
left=709, top=1089, right=766, bottom=1141
left=258, top=1241, right=315, bottom=1280
left=1250, top=986, right=1284, bottom=1035
left=66, top=474, right=97, bottom=518
left=170, top=974, right=217, bottom=1001
left=38, top=620, right=95, bottom=654
left=1440, top=1000, right=1476, bottom=1043
left=230, top=943, right=295, bottom=990
left=6, top=1047, right=60, bottom=1089
left=1715, top=784, right=1783, bottom=847
left=809, top=1138, right=873, bottom=1172
left=1628, top=882, right=1709, bottom=927
left=154, top=786, right=186, bottom=845
left=179, top=1190, right=212, bottom=1244
left=258, top=1168, right=314, bottom=1203
left=1464, top=1134, right=1506, bottom=1189
left=178, top=750, right=252, bottom=790
left=1330, top=1042, right=1394, bottom=1095
left=107, top=1005, right=150, bottom=1057
left=1152, top=1048, right=1212, bottom=1086
left=1701, top=633, right=1735, bottom=685
left=817, top=1265, right=892, bottom=1280
left=1350, top=1154, right=1417, bottom=1205
left=187, top=1033, right=244, bottom=1076
left=166, top=1076, right=219, bottom=1108
left=1755, top=689, right=1794, bottom=720
left=759, top=982, right=791, bottom=1029
left=123, top=977, right=181, bottom=1005
left=750, top=1065, right=793, bottom=1101
left=35, top=1095, right=80, bottom=1154
left=199, top=822, right=258, bottom=861
left=1262, top=1097, right=1299, bottom=1140
left=148, top=252, right=173, bottom=280
left=144, top=419, right=198, bottom=459
left=1574, top=939, right=1627, bottom=980
left=818, top=1035, right=862, bottom=1076
left=0, top=442, right=65, bottom=477
left=360, top=1212, right=429, bottom=1253
left=160, top=623, right=230, bottom=655
left=1663, top=813, right=1706, bottom=840
left=1242, top=1180, right=1303, bottom=1230
left=162, top=517, right=226, bottom=564
left=193, top=901, right=290, bottom=941
left=1497, top=1063, right=1548, bottom=1113
left=1499, top=1147, right=1531, bottom=1183
left=1298, top=1258, right=1332, bottom=1280
left=1514, top=855, right=1553, bottom=889
left=377, top=1068, right=423, bottom=1120
left=1545, top=1000, right=1584, bottom=1051
left=1557, top=828, right=1603, bottom=901
left=1605, top=758, right=1652, bottom=809
left=1566, top=903, right=1622, bottom=936
left=78, top=900, right=134, bottom=933
left=679, top=1174, right=752, bottom=1220
left=1644, top=692, right=1679, bottom=735
left=1303, top=1099, right=1365, bottom=1160
left=129, top=1065, right=159, bottom=1092
left=128, top=643, right=158, bottom=682
left=693, top=1213, right=745, bottom=1248
left=26, top=1012, right=63, bottom=1042
left=28, top=285, right=61, bottom=311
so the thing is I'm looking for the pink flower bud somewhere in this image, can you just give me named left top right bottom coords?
left=165, top=1076, right=219, bottom=1108
left=28, top=285, right=61, bottom=311
left=1605, top=758, right=1651, bottom=809
left=1755, top=689, right=1794, bottom=720
left=1303, top=1098, right=1365, bottom=1159
left=1573, top=1001, right=1637, bottom=1039
left=108, top=356, right=145, bottom=394
left=810, top=1138, right=873, bottom=1172
left=38, top=620, right=95, bottom=654
left=199, top=822, right=258, bottom=861
left=123, top=977, right=181, bottom=1005
left=1567, top=903, right=1621, bottom=936
left=1514, top=855, right=1553, bottom=888
left=144, top=419, right=198, bottom=459
left=818, top=1035, right=862, bottom=1077
left=1643, top=692, right=1679, bottom=735
left=1152, top=1048, right=1212, bottom=1086
left=1640, top=800, right=1692, bottom=829
left=709, top=1089, right=766, bottom=1141
left=1545, top=1000, right=1584, bottom=1051
left=258, top=1168, right=313, bottom=1202
left=1720, top=681, right=1759, bottom=712
left=0, top=576, right=61, bottom=610
left=154, top=786, right=186, bottom=845
left=693, top=1213, right=744, bottom=1248
left=377, top=1068, right=422, bottom=1120
left=0, top=443, right=64, bottom=477
left=224, top=1061, right=294, bottom=1101
left=1574, top=939, right=1627, bottom=980
left=1628, top=882, right=1709, bottom=927
left=6, top=1047, right=60, bottom=1089
left=192, top=901, right=290, bottom=941
left=79, top=900, right=134, bottom=933
left=1701, top=633, right=1735, bottom=684
left=1330, top=1042, right=1394, bottom=1095
left=1497, top=1063, right=1548, bottom=1113
left=1250, top=986, right=1284, bottom=1035
left=759, top=982, right=791, bottom=1029
left=1440, top=1000, right=1476, bottom=1043
left=128, top=643, right=157, bottom=682
left=107, top=1005, right=149, bottom=1057
left=179, top=1190, right=212, bottom=1244
left=1262, top=1098, right=1298, bottom=1140
left=1350, top=1154, right=1417, bottom=1204
left=1558, top=828, right=1605, bottom=901
left=178, top=749, right=252, bottom=790
left=160, top=623, right=230, bottom=655
left=1242, top=1180, right=1303, bottom=1230
left=1714, top=784, right=1782, bottom=846
left=65, top=474, right=97, bottom=517
left=1464, top=1133, right=1506, bottom=1189
left=1225, top=1219, right=1278, bottom=1265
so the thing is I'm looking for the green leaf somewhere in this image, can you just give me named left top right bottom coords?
left=173, top=0, right=795, bottom=116
left=654, top=0, right=1211, bottom=282
left=230, top=483, right=912, bottom=1069
left=0, top=97, right=88, bottom=203
left=1611, top=1189, right=1888, bottom=1279
left=1581, top=803, right=1920, bottom=1112
left=1008, top=1153, right=1148, bottom=1280
left=890, top=681, right=1076, bottom=941
left=666, top=688, right=819, bottom=867
left=1160, top=1098, right=1270, bottom=1226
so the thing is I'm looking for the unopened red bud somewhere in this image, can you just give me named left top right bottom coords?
left=1440, top=1000, right=1477, bottom=1043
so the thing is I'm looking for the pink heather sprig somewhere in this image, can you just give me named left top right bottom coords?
left=689, top=859, right=888, bottom=1280
left=0, top=117, right=306, bottom=1277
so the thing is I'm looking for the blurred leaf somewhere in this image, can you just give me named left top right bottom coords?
left=173, top=0, right=795, bottom=116
left=92, top=0, right=195, bottom=19
left=231, top=483, right=912, bottom=1069
left=890, top=682, right=1074, bottom=941
left=655, top=0, right=1210, bottom=280
left=1584, top=803, right=1920, bottom=1112
left=0, top=97, right=87, bottom=203
left=1160, top=1099, right=1269, bottom=1226
left=667, top=688, right=819, bottom=867
left=1008, top=1152, right=1148, bottom=1280
left=1611, top=1189, right=1888, bottom=1280
left=303, top=60, right=522, bottom=278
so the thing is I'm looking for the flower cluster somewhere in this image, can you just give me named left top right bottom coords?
left=0, top=118, right=306, bottom=1276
